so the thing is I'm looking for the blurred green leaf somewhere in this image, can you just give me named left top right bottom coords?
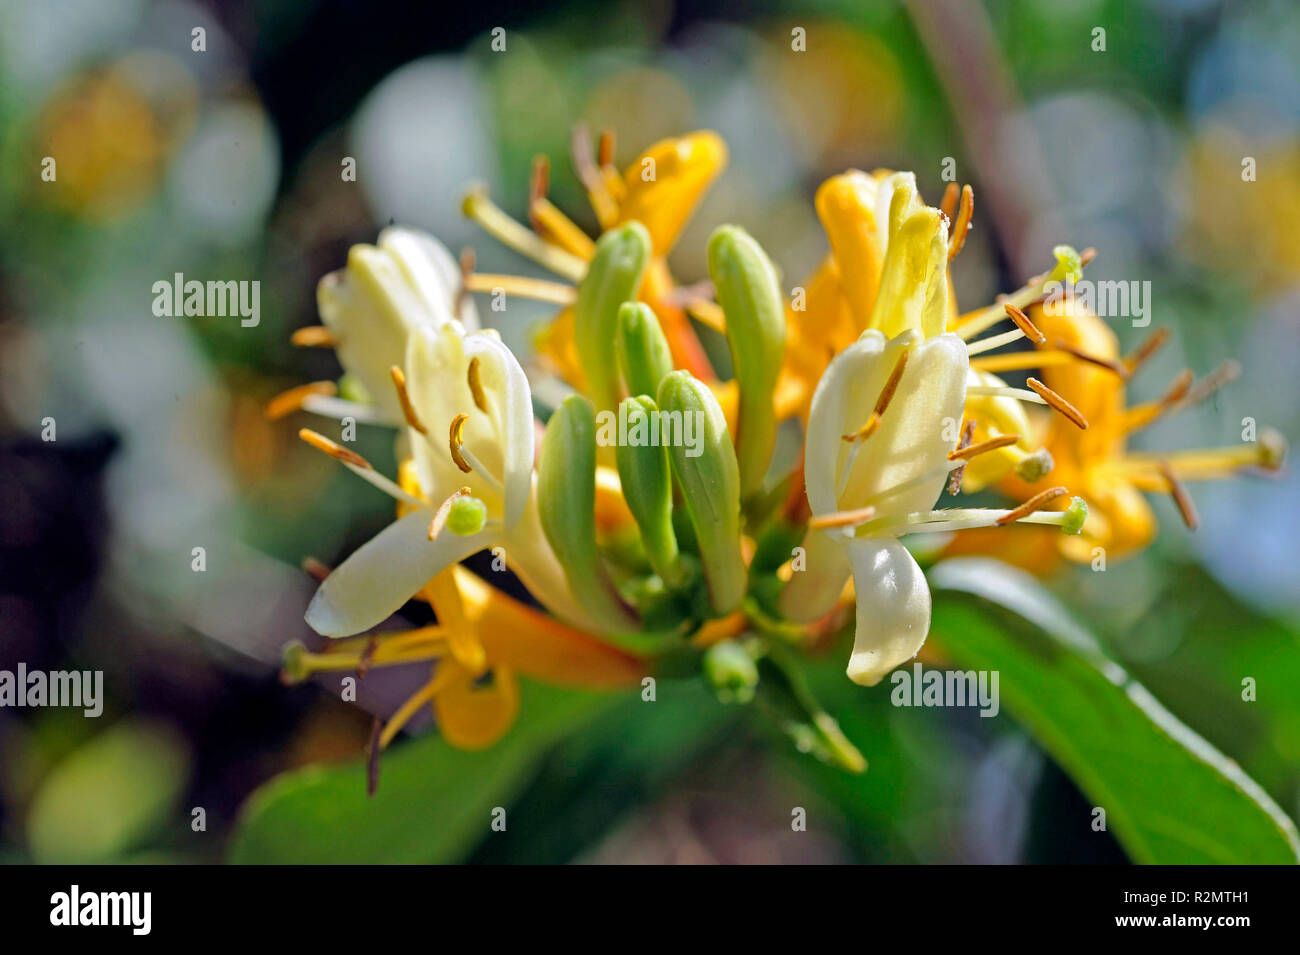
left=228, top=682, right=614, bottom=864
left=27, top=719, right=191, bottom=864
left=929, top=558, right=1300, bottom=864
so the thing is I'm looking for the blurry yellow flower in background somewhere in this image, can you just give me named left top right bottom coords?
left=32, top=52, right=198, bottom=217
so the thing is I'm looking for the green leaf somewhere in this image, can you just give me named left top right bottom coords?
left=228, top=683, right=613, bottom=864
left=928, top=557, right=1300, bottom=864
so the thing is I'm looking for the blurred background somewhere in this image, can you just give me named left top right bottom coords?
left=1, top=0, right=1298, bottom=864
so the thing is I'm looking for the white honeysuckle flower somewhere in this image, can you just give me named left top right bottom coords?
left=304, top=322, right=595, bottom=639
left=316, top=226, right=478, bottom=422
left=781, top=328, right=969, bottom=686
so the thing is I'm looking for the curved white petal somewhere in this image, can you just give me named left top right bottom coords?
left=305, top=508, right=492, bottom=637
left=378, top=226, right=478, bottom=331
left=463, top=332, right=533, bottom=528
left=804, top=330, right=889, bottom=515
left=778, top=526, right=853, bottom=623
left=844, top=537, right=931, bottom=686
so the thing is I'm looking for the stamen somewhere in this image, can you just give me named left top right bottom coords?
left=466, top=357, right=490, bottom=413
left=1122, top=368, right=1195, bottom=432
left=965, top=326, right=1027, bottom=356
left=291, top=326, right=337, bottom=348
left=298, top=428, right=426, bottom=508
left=299, top=428, right=371, bottom=468
left=463, top=272, right=577, bottom=305
left=1123, top=326, right=1170, bottom=374
left=1026, top=377, right=1088, bottom=430
left=570, top=124, right=619, bottom=229
left=1109, top=432, right=1287, bottom=481
left=948, top=433, right=1020, bottom=461
left=597, top=128, right=616, bottom=169
left=428, top=486, right=472, bottom=541
left=379, top=667, right=456, bottom=750
left=265, top=381, right=337, bottom=420
left=1054, top=341, right=1131, bottom=379
left=302, top=556, right=331, bottom=580
left=970, top=350, right=1076, bottom=373
left=947, top=184, right=974, bottom=261
left=947, top=420, right=977, bottom=496
left=1079, top=247, right=1097, bottom=267
left=809, top=505, right=877, bottom=530
left=1158, top=460, right=1199, bottom=530
left=298, top=394, right=391, bottom=425
left=462, top=187, right=587, bottom=282
left=1004, top=303, right=1046, bottom=344
left=995, top=486, right=1069, bottom=525
left=842, top=350, right=911, bottom=442
left=940, top=182, right=960, bottom=221
left=527, top=154, right=550, bottom=232
left=1180, top=359, right=1241, bottom=409
left=389, top=366, right=428, bottom=435
left=449, top=414, right=472, bottom=473
left=356, top=634, right=380, bottom=678
left=447, top=414, right=505, bottom=495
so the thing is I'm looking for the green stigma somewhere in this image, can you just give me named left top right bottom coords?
left=281, top=641, right=311, bottom=684
left=446, top=495, right=488, bottom=536
left=1061, top=496, right=1089, bottom=535
left=1049, top=245, right=1083, bottom=284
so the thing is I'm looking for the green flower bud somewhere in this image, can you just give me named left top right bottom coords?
left=708, top=226, right=786, bottom=499
left=445, top=495, right=488, bottom=536
left=656, top=370, right=747, bottom=615
left=575, top=222, right=652, bottom=414
left=1061, top=495, right=1089, bottom=535
left=615, top=396, right=685, bottom=587
left=537, top=394, right=639, bottom=632
left=704, top=639, right=759, bottom=704
left=616, top=301, right=674, bottom=399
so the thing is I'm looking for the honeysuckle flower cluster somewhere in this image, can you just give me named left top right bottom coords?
left=268, top=128, right=1285, bottom=779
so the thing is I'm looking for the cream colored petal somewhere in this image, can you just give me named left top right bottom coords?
left=804, top=330, right=889, bottom=515
left=837, top=331, right=968, bottom=517
left=806, top=330, right=968, bottom=519
left=844, top=537, right=931, bottom=686
left=778, top=526, right=852, bottom=623
left=463, top=332, right=533, bottom=529
left=305, top=508, right=493, bottom=637
left=378, top=226, right=478, bottom=330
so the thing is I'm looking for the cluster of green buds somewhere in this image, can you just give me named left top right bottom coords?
left=533, top=219, right=866, bottom=768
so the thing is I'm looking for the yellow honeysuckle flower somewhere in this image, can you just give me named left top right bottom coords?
left=988, top=298, right=1287, bottom=564
left=462, top=128, right=726, bottom=385
left=779, top=182, right=1087, bottom=686
left=778, top=169, right=1100, bottom=493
